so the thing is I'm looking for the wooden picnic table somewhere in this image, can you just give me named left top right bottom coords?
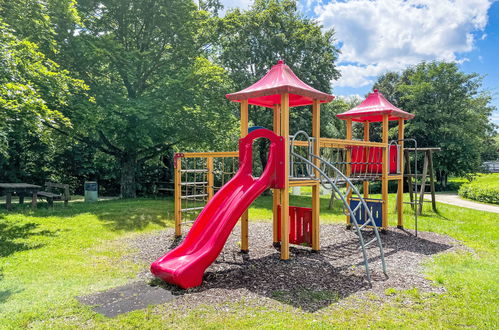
left=0, top=183, right=41, bottom=210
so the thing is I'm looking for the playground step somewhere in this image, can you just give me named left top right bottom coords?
left=180, top=206, right=204, bottom=212
left=180, top=169, right=208, bottom=173
left=180, top=181, right=208, bottom=186
left=181, top=194, right=207, bottom=199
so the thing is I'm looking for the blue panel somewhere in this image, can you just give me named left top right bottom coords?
left=349, top=198, right=383, bottom=227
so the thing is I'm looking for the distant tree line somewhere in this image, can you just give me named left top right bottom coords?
left=0, top=0, right=496, bottom=196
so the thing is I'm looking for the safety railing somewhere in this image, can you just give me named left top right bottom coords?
left=291, top=136, right=402, bottom=183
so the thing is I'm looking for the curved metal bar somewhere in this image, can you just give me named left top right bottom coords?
left=308, top=152, right=387, bottom=275
left=291, top=151, right=387, bottom=281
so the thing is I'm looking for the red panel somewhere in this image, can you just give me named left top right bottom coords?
left=350, top=146, right=366, bottom=173
left=277, top=206, right=313, bottom=246
left=389, top=145, right=398, bottom=174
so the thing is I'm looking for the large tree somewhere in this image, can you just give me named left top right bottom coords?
left=0, top=21, right=86, bottom=182
left=40, top=0, right=237, bottom=197
left=215, top=0, right=342, bottom=166
left=374, top=61, right=497, bottom=186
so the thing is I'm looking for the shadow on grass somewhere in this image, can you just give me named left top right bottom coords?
left=0, top=218, right=59, bottom=258
left=1, top=198, right=173, bottom=232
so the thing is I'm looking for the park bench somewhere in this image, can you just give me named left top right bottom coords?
left=37, top=182, right=70, bottom=206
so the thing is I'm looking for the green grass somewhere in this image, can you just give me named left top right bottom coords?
left=0, top=194, right=497, bottom=328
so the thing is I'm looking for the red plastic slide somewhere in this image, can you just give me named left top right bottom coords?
left=150, top=129, right=284, bottom=289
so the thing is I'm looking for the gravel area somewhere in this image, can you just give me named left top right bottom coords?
left=125, top=223, right=464, bottom=312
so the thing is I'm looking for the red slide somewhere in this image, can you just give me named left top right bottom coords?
left=151, top=129, right=284, bottom=289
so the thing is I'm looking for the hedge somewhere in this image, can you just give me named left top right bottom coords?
left=458, top=174, right=499, bottom=205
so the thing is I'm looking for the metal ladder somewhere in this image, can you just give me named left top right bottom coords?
left=290, top=131, right=387, bottom=283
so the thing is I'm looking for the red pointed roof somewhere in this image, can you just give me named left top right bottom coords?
left=337, top=89, right=415, bottom=122
left=226, top=60, right=334, bottom=108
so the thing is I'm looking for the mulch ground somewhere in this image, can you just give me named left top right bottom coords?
left=122, top=222, right=465, bottom=313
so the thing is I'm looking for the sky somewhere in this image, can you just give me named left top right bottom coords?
left=219, top=0, right=499, bottom=126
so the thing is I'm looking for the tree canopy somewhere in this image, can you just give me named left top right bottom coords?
left=374, top=61, right=497, bottom=185
left=1, top=0, right=496, bottom=196
left=46, top=0, right=237, bottom=197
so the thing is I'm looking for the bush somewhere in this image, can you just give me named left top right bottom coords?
left=458, top=174, right=499, bottom=204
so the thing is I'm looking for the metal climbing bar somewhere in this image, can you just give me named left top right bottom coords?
left=290, top=135, right=387, bottom=283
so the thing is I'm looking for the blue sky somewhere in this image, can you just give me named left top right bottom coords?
left=220, top=0, right=499, bottom=126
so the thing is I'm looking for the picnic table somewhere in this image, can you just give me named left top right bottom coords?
left=0, top=183, right=41, bottom=210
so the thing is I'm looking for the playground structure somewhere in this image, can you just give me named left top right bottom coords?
left=151, top=60, right=415, bottom=289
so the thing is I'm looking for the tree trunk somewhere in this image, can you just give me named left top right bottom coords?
left=258, top=138, right=269, bottom=171
left=437, top=170, right=448, bottom=189
left=120, top=155, right=137, bottom=198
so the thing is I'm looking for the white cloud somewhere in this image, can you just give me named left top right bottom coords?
left=219, top=0, right=252, bottom=13
left=315, top=0, right=493, bottom=88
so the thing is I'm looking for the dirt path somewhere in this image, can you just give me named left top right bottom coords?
left=428, top=192, right=499, bottom=214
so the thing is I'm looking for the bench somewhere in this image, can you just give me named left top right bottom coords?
left=37, top=182, right=70, bottom=206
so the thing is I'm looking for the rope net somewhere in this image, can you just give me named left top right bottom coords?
left=179, top=154, right=238, bottom=224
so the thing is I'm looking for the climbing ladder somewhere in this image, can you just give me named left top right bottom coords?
left=290, top=131, right=387, bottom=283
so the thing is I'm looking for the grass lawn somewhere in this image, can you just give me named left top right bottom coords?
left=0, top=194, right=497, bottom=328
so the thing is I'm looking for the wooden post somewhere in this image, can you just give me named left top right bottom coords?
left=381, top=114, right=389, bottom=229
left=404, top=150, right=414, bottom=210
left=397, top=118, right=405, bottom=228
left=6, top=192, right=12, bottom=210
left=280, top=93, right=290, bottom=260
left=31, top=192, right=37, bottom=210
left=418, top=151, right=429, bottom=215
left=311, top=100, right=320, bottom=251
left=345, top=119, right=353, bottom=227
left=240, top=100, right=249, bottom=252
left=428, top=150, right=437, bottom=212
left=174, top=154, right=182, bottom=237
left=207, top=156, right=214, bottom=201
left=363, top=121, right=370, bottom=199
left=272, top=104, right=281, bottom=244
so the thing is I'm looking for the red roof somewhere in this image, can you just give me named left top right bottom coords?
left=337, top=89, right=415, bottom=122
left=226, top=60, right=334, bottom=108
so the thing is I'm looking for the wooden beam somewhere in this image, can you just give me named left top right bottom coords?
left=312, top=100, right=320, bottom=251
left=428, top=150, right=437, bottom=212
left=174, top=155, right=182, bottom=237
left=404, top=150, right=414, bottom=210
left=272, top=104, right=281, bottom=244
left=240, top=100, right=249, bottom=252
left=381, top=114, right=389, bottom=229
left=280, top=94, right=290, bottom=260
left=418, top=151, right=429, bottom=215
left=363, top=121, right=370, bottom=199
left=397, top=118, right=405, bottom=228
left=181, top=151, right=238, bottom=158
left=345, top=119, right=353, bottom=227
left=207, top=156, right=214, bottom=201
left=320, top=138, right=386, bottom=148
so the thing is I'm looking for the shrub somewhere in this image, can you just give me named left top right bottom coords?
left=458, top=174, right=499, bottom=204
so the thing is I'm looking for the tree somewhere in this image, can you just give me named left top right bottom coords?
left=0, top=21, right=86, bottom=161
left=374, top=62, right=497, bottom=186
left=42, top=0, right=237, bottom=197
left=216, top=0, right=341, bottom=167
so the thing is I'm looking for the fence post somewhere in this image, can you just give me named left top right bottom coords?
left=207, top=156, right=214, bottom=201
left=174, top=153, right=182, bottom=237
